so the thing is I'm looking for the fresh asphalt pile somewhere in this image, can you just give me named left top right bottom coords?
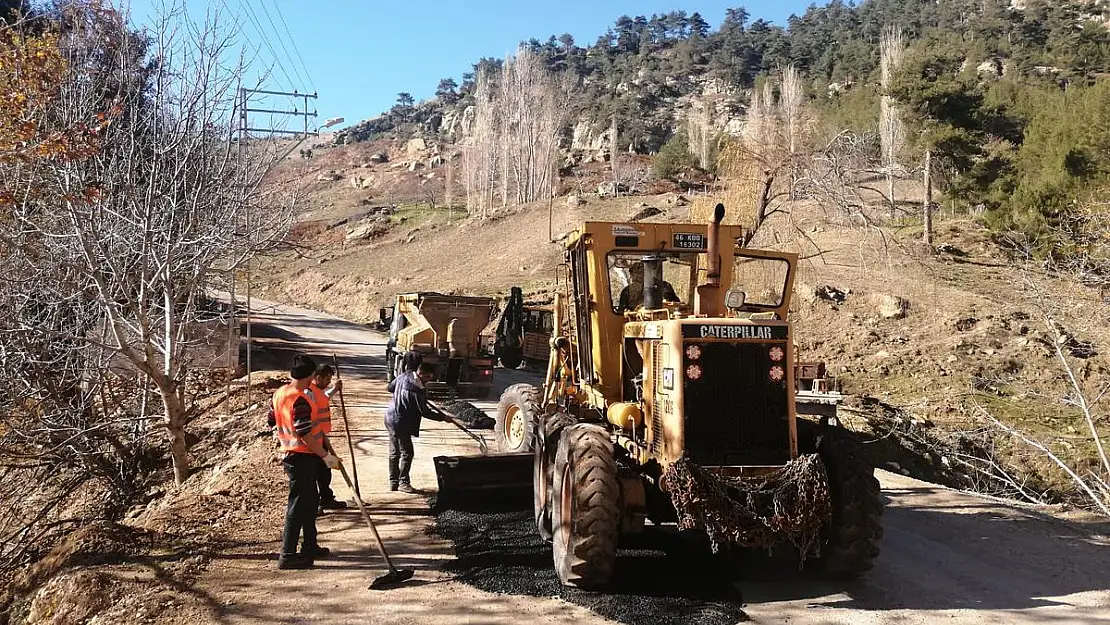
left=431, top=495, right=750, bottom=625
left=440, top=401, right=495, bottom=429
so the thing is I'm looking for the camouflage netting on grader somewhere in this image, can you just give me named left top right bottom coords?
left=661, top=454, right=833, bottom=557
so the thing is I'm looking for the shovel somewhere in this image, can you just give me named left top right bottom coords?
left=428, top=400, right=488, bottom=455
left=336, top=464, right=415, bottom=590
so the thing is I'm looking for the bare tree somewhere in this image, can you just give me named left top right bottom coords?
left=718, top=76, right=795, bottom=243
left=742, top=79, right=776, bottom=153
left=686, top=99, right=712, bottom=170
left=500, top=47, right=567, bottom=205
left=923, top=148, right=934, bottom=246
left=880, top=25, right=906, bottom=217
left=610, top=113, right=620, bottom=194
left=780, top=64, right=806, bottom=198
left=445, top=155, right=454, bottom=210
left=795, top=130, right=886, bottom=228
left=0, top=5, right=292, bottom=487
left=463, top=69, right=498, bottom=218
left=463, top=46, right=567, bottom=215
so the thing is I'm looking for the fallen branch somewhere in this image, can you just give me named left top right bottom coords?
left=970, top=402, right=1110, bottom=516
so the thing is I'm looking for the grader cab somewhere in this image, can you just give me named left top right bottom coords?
left=493, top=204, right=883, bottom=589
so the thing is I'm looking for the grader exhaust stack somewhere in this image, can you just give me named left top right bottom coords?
left=695, top=202, right=726, bottom=317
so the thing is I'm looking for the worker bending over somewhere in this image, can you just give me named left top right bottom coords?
left=270, top=354, right=342, bottom=570
left=384, top=361, right=442, bottom=493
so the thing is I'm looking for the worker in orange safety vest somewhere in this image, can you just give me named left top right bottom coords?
left=270, top=354, right=341, bottom=570
left=307, top=363, right=347, bottom=511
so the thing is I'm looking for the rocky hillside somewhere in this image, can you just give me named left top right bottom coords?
left=306, top=0, right=1110, bottom=257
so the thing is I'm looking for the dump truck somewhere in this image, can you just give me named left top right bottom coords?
left=488, top=205, right=883, bottom=589
left=384, top=292, right=497, bottom=399
left=485, top=286, right=554, bottom=370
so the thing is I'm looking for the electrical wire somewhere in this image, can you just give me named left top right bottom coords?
left=247, top=0, right=308, bottom=88
left=262, top=0, right=315, bottom=92
left=214, top=0, right=267, bottom=75
left=214, top=0, right=291, bottom=93
left=267, top=0, right=315, bottom=92
left=233, top=0, right=299, bottom=91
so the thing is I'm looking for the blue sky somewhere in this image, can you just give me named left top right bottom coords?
left=124, top=1, right=813, bottom=131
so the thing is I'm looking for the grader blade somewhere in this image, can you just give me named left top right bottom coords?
left=432, top=452, right=533, bottom=512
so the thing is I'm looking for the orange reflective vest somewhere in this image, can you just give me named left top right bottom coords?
left=272, top=383, right=324, bottom=454
left=309, top=384, right=332, bottom=434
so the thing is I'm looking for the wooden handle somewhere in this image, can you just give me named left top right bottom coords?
left=332, top=354, right=360, bottom=501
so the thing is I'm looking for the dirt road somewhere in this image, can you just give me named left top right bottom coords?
left=189, top=299, right=1110, bottom=625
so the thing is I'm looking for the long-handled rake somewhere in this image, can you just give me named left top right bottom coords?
left=336, top=464, right=415, bottom=589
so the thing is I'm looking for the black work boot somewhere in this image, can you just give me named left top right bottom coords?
left=277, top=553, right=314, bottom=570
left=320, top=499, right=348, bottom=510
left=302, top=545, right=331, bottom=558
left=389, top=482, right=399, bottom=492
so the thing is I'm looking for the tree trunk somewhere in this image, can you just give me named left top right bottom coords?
left=887, top=167, right=896, bottom=219
left=610, top=115, right=619, bottom=197
left=923, top=149, right=933, bottom=248
left=161, top=386, right=190, bottom=485
left=746, top=169, right=776, bottom=246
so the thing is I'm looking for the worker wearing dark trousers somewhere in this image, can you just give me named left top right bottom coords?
left=271, top=354, right=342, bottom=570
left=384, top=361, right=441, bottom=493
left=282, top=453, right=320, bottom=561
left=388, top=432, right=415, bottom=493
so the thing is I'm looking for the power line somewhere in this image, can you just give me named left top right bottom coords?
left=267, top=0, right=315, bottom=92
left=245, top=0, right=307, bottom=88
left=216, top=0, right=267, bottom=72
left=215, top=0, right=293, bottom=92
left=234, top=0, right=299, bottom=91
left=255, top=0, right=312, bottom=92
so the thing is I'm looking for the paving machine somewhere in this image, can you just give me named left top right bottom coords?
left=385, top=292, right=497, bottom=399
left=486, top=204, right=883, bottom=589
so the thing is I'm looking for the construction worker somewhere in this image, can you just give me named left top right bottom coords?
left=384, top=360, right=442, bottom=493
left=270, top=354, right=341, bottom=570
left=308, top=364, right=348, bottom=511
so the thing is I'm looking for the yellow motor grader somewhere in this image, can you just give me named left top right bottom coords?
left=491, top=204, right=883, bottom=589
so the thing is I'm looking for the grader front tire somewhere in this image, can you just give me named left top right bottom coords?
left=798, top=420, right=884, bottom=578
left=495, top=383, right=540, bottom=453
left=551, top=424, right=620, bottom=589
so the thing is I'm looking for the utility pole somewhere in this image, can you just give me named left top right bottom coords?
left=237, top=87, right=319, bottom=408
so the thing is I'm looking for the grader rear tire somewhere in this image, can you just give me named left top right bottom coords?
left=495, top=383, right=540, bottom=452
left=551, top=424, right=620, bottom=589
left=798, top=420, right=884, bottom=578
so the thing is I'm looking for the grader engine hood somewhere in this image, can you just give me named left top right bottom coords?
left=635, top=318, right=797, bottom=470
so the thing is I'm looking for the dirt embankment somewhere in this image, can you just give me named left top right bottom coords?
left=3, top=373, right=287, bottom=625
